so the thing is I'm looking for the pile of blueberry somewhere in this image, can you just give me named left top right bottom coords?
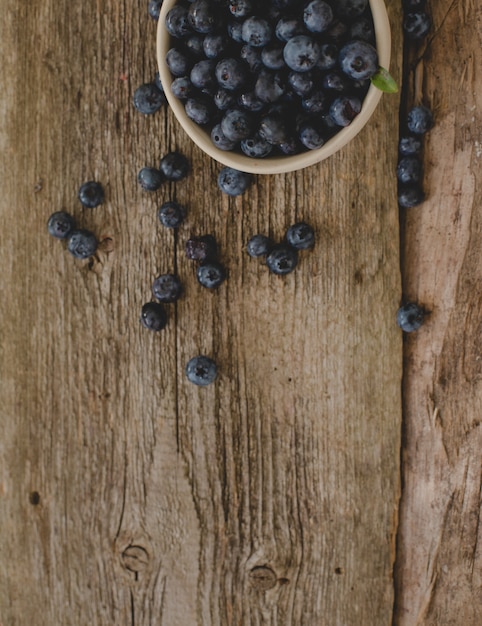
left=47, top=181, right=104, bottom=259
left=247, top=221, right=315, bottom=275
left=162, top=0, right=382, bottom=158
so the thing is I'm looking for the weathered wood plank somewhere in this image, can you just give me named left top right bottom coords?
left=0, top=2, right=402, bottom=625
left=394, top=0, right=482, bottom=623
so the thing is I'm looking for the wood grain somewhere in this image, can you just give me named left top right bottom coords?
left=0, top=2, right=402, bottom=625
left=394, top=0, right=482, bottom=623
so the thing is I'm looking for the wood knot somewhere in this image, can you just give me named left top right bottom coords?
left=121, top=545, right=150, bottom=574
left=249, top=566, right=277, bottom=590
left=29, top=491, right=40, bottom=505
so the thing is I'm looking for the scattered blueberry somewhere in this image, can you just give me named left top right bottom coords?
left=399, top=135, right=422, bottom=156
left=185, top=355, right=218, bottom=386
left=185, top=235, right=218, bottom=261
left=396, top=302, right=425, bottom=332
left=47, top=211, right=76, bottom=239
left=152, top=273, right=183, bottom=303
left=78, top=181, right=104, bottom=208
left=266, top=244, right=298, bottom=275
left=403, top=12, right=432, bottom=40
left=159, top=151, right=190, bottom=181
left=158, top=201, right=186, bottom=228
left=397, top=156, right=422, bottom=185
left=138, top=166, right=164, bottom=191
left=407, top=105, right=434, bottom=134
left=246, top=234, right=274, bottom=258
left=66, top=229, right=98, bottom=259
left=286, top=222, right=315, bottom=250
left=133, top=82, right=166, bottom=114
left=217, top=167, right=252, bottom=196
left=140, top=302, right=168, bottom=331
left=398, top=184, right=425, bottom=208
left=148, top=0, right=164, bottom=21
left=196, top=260, right=226, bottom=288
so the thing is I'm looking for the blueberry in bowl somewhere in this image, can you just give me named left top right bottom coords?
left=157, top=0, right=392, bottom=174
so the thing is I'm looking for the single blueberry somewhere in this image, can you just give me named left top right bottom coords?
left=322, top=72, right=349, bottom=92
left=185, top=355, right=218, bottom=386
left=171, top=76, right=193, bottom=100
left=241, top=16, right=273, bottom=48
left=78, top=181, right=104, bottom=208
left=258, top=112, right=290, bottom=145
left=261, top=44, right=286, bottom=70
left=397, top=156, right=422, bottom=185
left=396, top=302, right=425, bottom=332
left=317, top=43, right=338, bottom=70
left=158, top=201, right=186, bottom=228
left=133, top=83, right=166, bottom=114
left=288, top=70, right=315, bottom=96
left=185, top=96, right=213, bottom=125
left=188, top=0, right=218, bottom=34
left=286, top=222, right=315, bottom=250
left=283, top=35, right=321, bottom=72
left=237, top=91, right=266, bottom=113
left=275, top=17, right=305, bottom=42
left=166, top=47, right=192, bottom=77
left=227, top=19, right=244, bottom=43
left=211, top=123, right=237, bottom=151
left=217, top=167, right=253, bottom=196
left=214, top=89, right=236, bottom=111
left=184, top=34, right=205, bottom=58
left=399, top=135, right=422, bottom=156
left=138, top=167, right=164, bottom=191
left=196, top=260, right=227, bottom=288
left=303, top=0, right=334, bottom=34
left=152, top=273, right=182, bottom=303
left=47, top=211, right=76, bottom=239
left=215, top=58, right=248, bottom=91
left=407, top=105, right=434, bottom=134
left=140, top=302, right=168, bottom=331
left=67, top=229, right=98, bottom=259
left=220, top=108, right=254, bottom=141
left=336, top=0, right=368, bottom=19
left=240, top=134, right=273, bottom=158
left=190, top=59, right=216, bottom=91
left=165, top=5, right=192, bottom=39
left=159, top=151, right=190, bottom=181
left=246, top=234, right=274, bottom=257
left=266, top=244, right=298, bottom=275
left=339, top=40, right=378, bottom=80
left=228, top=0, right=253, bottom=18
left=185, top=235, right=218, bottom=262
left=299, top=122, right=325, bottom=150
left=403, top=12, right=432, bottom=39
left=148, top=0, right=163, bottom=21
left=301, top=90, right=325, bottom=114
left=329, top=96, right=362, bottom=126
left=240, top=45, right=263, bottom=72
left=203, top=33, right=230, bottom=59
left=398, top=184, right=425, bottom=208
left=254, top=69, right=286, bottom=103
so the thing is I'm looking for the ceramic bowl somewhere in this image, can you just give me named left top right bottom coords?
left=157, top=0, right=391, bottom=175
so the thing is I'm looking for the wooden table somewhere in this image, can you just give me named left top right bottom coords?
left=0, top=1, right=480, bottom=624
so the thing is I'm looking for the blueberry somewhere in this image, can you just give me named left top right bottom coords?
left=165, top=5, right=192, bottom=39
left=246, top=234, right=274, bottom=257
left=78, top=180, right=104, bottom=208
left=190, top=59, right=216, bottom=91
left=254, top=69, right=286, bottom=103
left=303, top=1, right=334, bottom=34
left=286, top=222, right=315, bottom=249
left=397, top=156, right=422, bottom=185
left=339, top=40, right=378, bottom=80
left=159, top=151, right=190, bottom=181
left=215, top=58, right=248, bottom=91
left=275, top=18, right=305, bottom=42
left=140, top=302, right=168, bottom=331
left=398, top=184, right=425, bottom=208
left=138, top=166, right=164, bottom=191
left=203, top=33, right=230, bottom=59
left=266, top=244, right=298, bottom=275
left=407, top=105, right=434, bottom=134
left=283, top=35, right=321, bottom=72
left=185, top=355, right=218, bottom=386
left=237, top=91, right=265, bottom=112
left=184, top=34, right=205, bottom=58
left=220, top=108, right=254, bottom=141
left=47, top=211, right=76, bottom=239
left=211, top=123, right=237, bottom=150
left=329, top=96, right=362, bottom=126
left=188, top=0, right=219, bottom=34
left=214, top=88, right=236, bottom=111
left=403, top=12, right=431, bottom=39
left=185, top=235, right=218, bottom=261
left=258, top=111, right=290, bottom=145
left=152, top=273, right=182, bottom=303
left=240, top=134, right=273, bottom=158
left=399, top=135, right=422, bottom=156
left=196, top=260, right=227, bottom=288
left=396, top=302, right=425, bottom=332
left=336, top=0, right=368, bottom=19
left=166, top=47, right=192, bottom=77
left=133, top=83, right=166, bottom=114
left=148, top=0, right=163, bottom=21
left=218, top=167, right=252, bottom=196
left=185, top=96, right=213, bottom=125
left=301, top=89, right=325, bottom=114
left=288, top=70, right=315, bottom=96
left=240, top=45, right=263, bottom=72
left=228, top=0, right=253, bottom=18
left=171, top=76, right=193, bottom=99
left=66, top=229, right=98, bottom=259
left=227, top=19, right=244, bottom=43
left=299, top=122, right=325, bottom=149
left=322, top=72, right=349, bottom=92
left=158, top=201, right=186, bottom=228
left=241, top=16, right=273, bottom=47
left=261, top=44, right=286, bottom=70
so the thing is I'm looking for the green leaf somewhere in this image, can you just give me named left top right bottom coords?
left=371, top=66, right=399, bottom=94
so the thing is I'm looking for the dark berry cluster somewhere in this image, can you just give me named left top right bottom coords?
left=47, top=181, right=104, bottom=260
left=247, top=221, right=315, bottom=275
left=163, top=0, right=380, bottom=158
left=397, top=104, right=433, bottom=208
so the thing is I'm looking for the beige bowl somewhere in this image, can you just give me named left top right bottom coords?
left=157, top=0, right=391, bottom=175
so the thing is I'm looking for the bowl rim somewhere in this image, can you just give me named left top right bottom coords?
left=157, top=0, right=391, bottom=175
